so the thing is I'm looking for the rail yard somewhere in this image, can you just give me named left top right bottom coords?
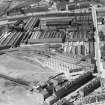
left=0, top=0, right=105, bottom=105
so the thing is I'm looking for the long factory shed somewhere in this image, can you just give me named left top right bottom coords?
left=0, top=10, right=92, bottom=22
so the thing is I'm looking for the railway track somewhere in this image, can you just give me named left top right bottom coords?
left=0, top=10, right=91, bottom=22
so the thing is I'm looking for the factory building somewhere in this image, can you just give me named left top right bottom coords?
left=0, top=0, right=105, bottom=105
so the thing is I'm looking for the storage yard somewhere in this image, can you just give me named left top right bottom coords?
left=0, top=0, right=105, bottom=105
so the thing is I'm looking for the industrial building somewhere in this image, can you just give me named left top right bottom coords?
left=0, top=0, right=105, bottom=105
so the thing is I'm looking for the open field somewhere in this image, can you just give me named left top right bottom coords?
left=0, top=52, right=57, bottom=105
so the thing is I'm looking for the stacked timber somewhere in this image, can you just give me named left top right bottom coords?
left=36, top=49, right=94, bottom=73
left=43, top=56, right=81, bottom=73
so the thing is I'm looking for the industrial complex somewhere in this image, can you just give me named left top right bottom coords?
left=0, top=0, right=105, bottom=105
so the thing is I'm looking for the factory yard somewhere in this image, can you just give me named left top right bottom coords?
left=0, top=0, right=105, bottom=105
left=0, top=44, right=99, bottom=105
